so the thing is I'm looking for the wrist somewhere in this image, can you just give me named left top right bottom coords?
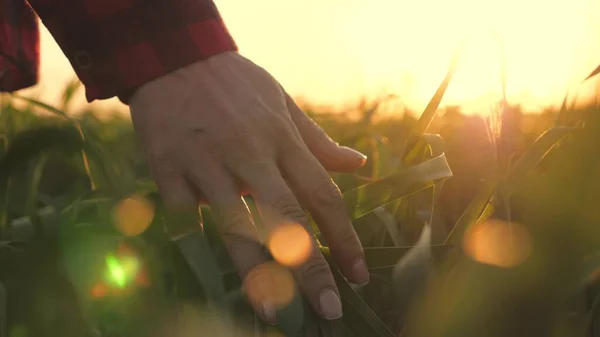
left=30, top=0, right=237, bottom=103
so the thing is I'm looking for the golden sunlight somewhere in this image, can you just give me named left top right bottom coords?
left=464, top=219, right=533, bottom=268
left=35, top=0, right=600, bottom=114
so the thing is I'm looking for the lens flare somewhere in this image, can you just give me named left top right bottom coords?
left=243, top=262, right=296, bottom=309
left=106, top=255, right=127, bottom=288
left=113, top=194, right=155, bottom=236
left=267, top=223, right=312, bottom=267
left=464, top=219, right=532, bottom=268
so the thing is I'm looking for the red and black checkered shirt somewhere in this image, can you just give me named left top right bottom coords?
left=0, top=0, right=238, bottom=104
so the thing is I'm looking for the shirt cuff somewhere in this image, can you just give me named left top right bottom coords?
left=30, top=0, right=238, bottom=104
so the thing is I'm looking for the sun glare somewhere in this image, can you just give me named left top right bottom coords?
left=38, top=0, right=600, bottom=114
left=464, top=219, right=533, bottom=268
left=328, top=0, right=593, bottom=113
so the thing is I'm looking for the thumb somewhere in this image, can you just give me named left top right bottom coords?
left=284, top=91, right=367, bottom=172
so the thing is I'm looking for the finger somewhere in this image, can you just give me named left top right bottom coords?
left=238, top=162, right=343, bottom=320
left=284, top=92, right=367, bottom=172
left=148, top=159, right=205, bottom=237
left=189, top=180, right=251, bottom=205
left=184, top=157, right=274, bottom=323
left=279, top=144, right=369, bottom=286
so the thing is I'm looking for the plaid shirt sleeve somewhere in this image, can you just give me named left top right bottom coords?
left=0, top=0, right=39, bottom=92
left=1, top=0, right=238, bottom=104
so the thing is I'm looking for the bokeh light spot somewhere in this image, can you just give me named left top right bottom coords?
left=464, top=219, right=532, bottom=268
left=267, top=223, right=312, bottom=267
left=105, top=255, right=140, bottom=288
left=90, top=282, right=108, bottom=299
left=106, top=255, right=126, bottom=288
left=113, top=194, right=155, bottom=236
left=243, top=262, right=296, bottom=309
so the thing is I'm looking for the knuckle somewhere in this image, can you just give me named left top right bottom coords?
left=305, top=119, right=330, bottom=144
left=150, top=157, right=180, bottom=183
left=330, top=229, right=362, bottom=255
left=298, top=254, right=332, bottom=281
left=216, top=207, right=252, bottom=237
left=212, top=123, right=270, bottom=167
left=311, top=179, right=345, bottom=210
left=271, top=196, right=306, bottom=223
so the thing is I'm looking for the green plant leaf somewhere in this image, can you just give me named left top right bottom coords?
left=173, top=231, right=229, bottom=311
left=25, top=153, right=49, bottom=236
left=444, top=127, right=574, bottom=245
left=276, top=293, right=305, bottom=337
left=444, top=182, right=496, bottom=245
left=409, top=49, right=461, bottom=140
left=386, top=134, right=446, bottom=245
left=584, top=64, right=600, bottom=82
left=61, top=78, right=82, bottom=111
left=363, top=245, right=454, bottom=270
left=402, top=133, right=446, bottom=166
left=392, top=224, right=433, bottom=313
left=502, top=126, right=575, bottom=192
left=11, top=95, right=71, bottom=120
left=0, top=281, right=5, bottom=337
left=343, top=153, right=452, bottom=222
left=373, top=207, right=402, bottom=247
left=332, top=268, right=395, bottom=337
left=310, top=153, right=452, bottom=238
left=0, top=126, right=83, bottom=229
left=588, top=292, right=600, bottom=337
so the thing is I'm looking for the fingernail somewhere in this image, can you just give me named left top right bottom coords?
left=261, top=302, right=276, bottom=325
left=341, top=146, right=367, bottom=163
left=319, top=289, right=343, bottom=320
left=352, top=258, right=370, bottom=286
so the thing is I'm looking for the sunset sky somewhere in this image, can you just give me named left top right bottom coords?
left=22, top=0, right=600, bottom=116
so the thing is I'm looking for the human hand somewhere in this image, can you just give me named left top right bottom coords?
left=128, top=51, right=369, bottom=323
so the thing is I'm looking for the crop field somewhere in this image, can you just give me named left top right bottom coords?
left=1, top=61, right=600, bottom=337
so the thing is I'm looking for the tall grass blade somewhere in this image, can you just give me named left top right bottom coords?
left=402, top=133, right=445, bottom=168
left=555, top=93, right=572, bottom=126
left=0, top=281, right=5, bottom=337
left=392, top=224, right=433, bottom=314
left=61, top=79, right=82, bottom=111
left=11, top=95, right=71, bottom=120
left=502, top=126, right=575, bottom=191
left=332, top=269, right=395, bottom=337
left=584, top=64, right=600, bottom=82
left=588, top=295, right=600, bottom=337
left=0, top=126, right=83, bottom=229
left=391, top=134, right=445, bottom=245
left=344, top=154, right=452, bottom=221
left=311, top=154, right=451, bottom=234
left=444, top=182, right=496, bottom=245
left=276, top=293, right=305, bottom=337
left=6, top=96, right=109, bottom=191
left=363, top=245, right=453, bottom=270
left=25, top=153, right=49, bottom=236
left=373, top=207, right=402, bottom=246
left=445, top=127, right=574, bottom=244
left=409, top=48, right=461, bottom=139
left=173, top=231, right=229, bottom=311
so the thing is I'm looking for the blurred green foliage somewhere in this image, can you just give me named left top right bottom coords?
left=0, top=73, right=599, bottom=337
